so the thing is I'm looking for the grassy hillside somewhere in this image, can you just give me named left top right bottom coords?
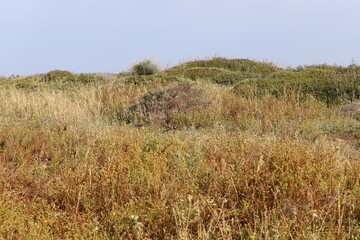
left=0, top=59, right=359, bottom=239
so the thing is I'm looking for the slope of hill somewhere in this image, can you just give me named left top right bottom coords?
left=0, top=58, right=359, bottom=239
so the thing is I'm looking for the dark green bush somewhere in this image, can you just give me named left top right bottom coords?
left=131, top=60, right=159, bottom=76
left=42, top=70, right=76, bottom=82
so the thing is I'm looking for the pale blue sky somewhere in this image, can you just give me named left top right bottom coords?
left=1, top=0, right=359, bottom=76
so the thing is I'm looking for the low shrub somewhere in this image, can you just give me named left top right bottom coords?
left=76, top=73, right=105, bottom=84
left=164, top=67, right=228, bottom=80
left=42, top=70, right=75, bottom=82
left=210, top=71, right=246, bottom=85
left=124, top=74, right=181, bottom=85
left=41, top=71, right=105, bottom=86
left=339, top=102, right=360, bottom=120
left=233, top=68, right=360, bottom=104
left=322, top=119, right=360, bottom=139
left=295, top=64, right=347, bottom=73
left=11, top=75, right=42, bottom=89
left=172, top=57, right=280, bottom=74
left=119, top=82, right=220, bottom=128
left=15, top=82, right=32, bottom=89
left=131, top=59, right=159, bottom=76
left=164, top=58, right=282, bottom=84
left=267, top=70, right=298, bottom=79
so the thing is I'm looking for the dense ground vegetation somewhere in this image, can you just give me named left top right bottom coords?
left=0, top=58, right=359, bottom=239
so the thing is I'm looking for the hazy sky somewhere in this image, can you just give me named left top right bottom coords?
left=1, top=0, right=359, bottom=76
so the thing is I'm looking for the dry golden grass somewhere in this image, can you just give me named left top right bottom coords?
left=0, top=80, right=359, bottom=239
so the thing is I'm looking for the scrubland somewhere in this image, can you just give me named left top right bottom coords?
left=0, top=58, right=359, bottom=239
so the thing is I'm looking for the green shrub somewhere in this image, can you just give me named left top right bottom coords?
left=41, top=71, right=105, bottom=86
left=124, top=74, right=181, bottom=85
left=346, top=64, right=360, bottom=75
left=321, top=119, right=360, bottom=141
left=233, top=71, right=360, bottom=104
left=295, top=64, right=348, bottom=74
left=267, top=70, right=298, bottom=79
left=131, top=60, right=159, bottom=76
left=42, top=70, right=75, bottom=82
left=164, top=66, right=254, bottom=85
left=164, top=58, right=282, bottom=84
left=76, top=73, right=105, bottom=84
left=15, top=82, right=32, bottom=89
left=164, top=67, right=232, bottom=80
left=169, top=57, right=280, bottom=74
left=119, top=82, right=220, bottom=128
left=210, top=71, right=246, bottom=85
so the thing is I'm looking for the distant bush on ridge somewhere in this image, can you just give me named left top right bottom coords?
left=130, top=59, right=159, bottom=76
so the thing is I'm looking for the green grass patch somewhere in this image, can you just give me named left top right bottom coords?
left=124, top=74, right=182, bottom=85
left=233, top=68, right=360, bottom=104
left=171, top=57, right=280, bottom=73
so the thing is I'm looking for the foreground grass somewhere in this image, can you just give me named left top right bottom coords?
left=0, top=60, right=359, bottom=239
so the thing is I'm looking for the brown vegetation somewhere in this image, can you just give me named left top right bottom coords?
left=0, top=58, right=359, bottom=239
